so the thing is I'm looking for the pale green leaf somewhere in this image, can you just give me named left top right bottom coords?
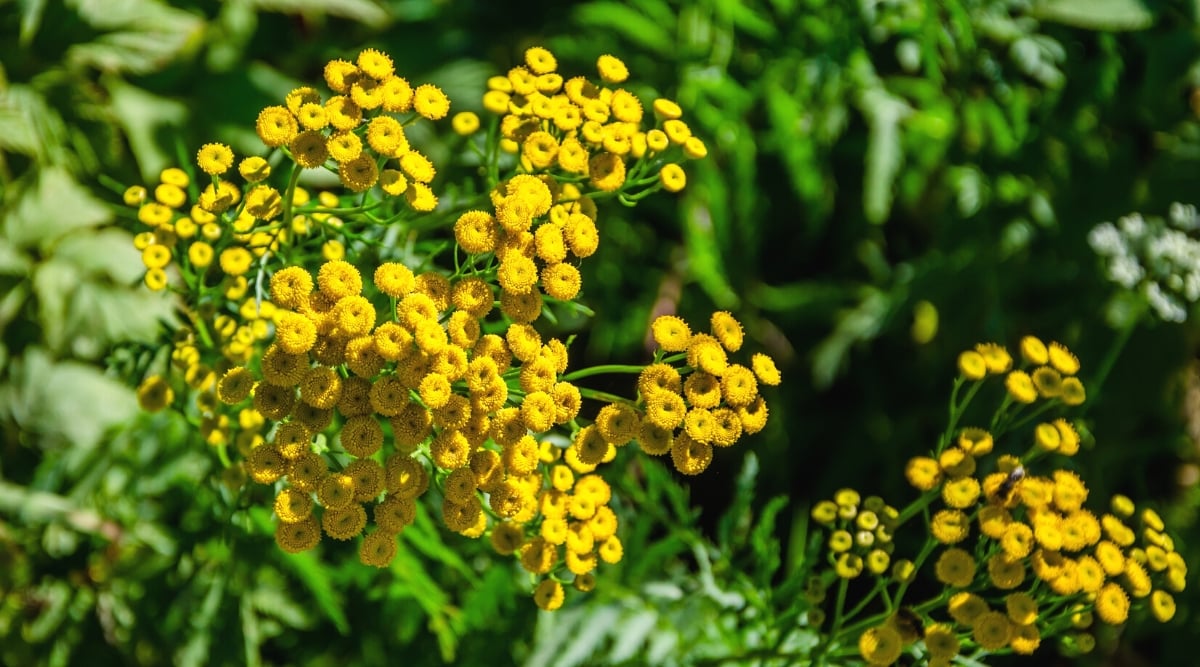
left=7, top=347, right=138, bottom=449
left=66, top=0, right=205, bottom=74
left=1032, top=0, right=1154, bottom=31
left=246, top=0, right=390, bottom=24
left=275, top=545, right=351, bottom=635
left=18, top=0, right=49, bottom=46
left=858, top=86, right=911, bottom=225
left=607, top=608, right=659, bottom=663
left=683, top=197, right=738, bottom=309
left=107, top=78, right=188, bottom=180
left=4, top=167, right=111, bottom=252
left=0, top=94, right=41, bottom=156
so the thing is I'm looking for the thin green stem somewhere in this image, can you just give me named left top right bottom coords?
left=1082, top=318, right=1136, bottom=414
left=561, top=364, right=647, bottom=382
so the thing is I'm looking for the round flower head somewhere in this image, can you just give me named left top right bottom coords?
left=948, top=591, right=988, bottom=627
left=688, top=334, right=728, bottom=376
left=935, top=547, right=977, bottom=587
left=924, top=623, right=959, bottom=660
left=356, top=48, right=394, bottom=80
left=400, top=151, right=436, bottom=184
left=323, top=59, right=359, bottom=93
left=1096, top=581, right=1130, bottom=624
left=972, top=610, right=1011, bottom=650
left=953, top=427, right=991, bottom=456
left=930, top=509, right=970, bottom=544
left=1151, top=590, right=1176, bottom=622
left=957, top=350, right=987, bottom=380
left=533, top=578, right=565, bottom=611
left=1020, top=335, right=1049, bottom=365
left=339, top=155, right=379, bottom=192
left=323, top=504, right=367, bottom=541
left=596, top=54, right=629, bottom=83
left=239, top=156, right=271, bottom=182
left=523, top=131, right=559, bottom=169
left=296, top=102, right=328, bottom=130
left=524, top=46, right=557, bottom=74
left=987, top=552, right=1026, bottom=589
left=275, top=516, right=321, bottom=553
left=290, top=130, right=329, bottom=169
left=671, top=433, right=712, bottom=475
left=452, top=111, right=480, bottom=135
left=318, top=259, right=363, bottom=300
left=413, top=83, right=450, bottom=120
left=857, top=625, right=902, bottom=666
left=565, top=212, right=599, bottom=257
left=1060, top=377, right=1086, bottom=405
left=1048, top=341, right=1080, bottom=375
left=1030, top=365, right=1063, bottom=398
left=904, top=456, right=941, bottom=491
left=196, top=142, right=234, bottom=175
left=710, top=311, right=744, bottom=352
left=256, top=106, right=298, bottom=148
left=975, top=342, right=1012, bottom=373
left=1005, top=370, right=1038, bottom=403
left=588, top=152, right=626, bottom=192
left=683, top=136, right=708, bottom=159
left=942, top=476, right=981, bottom=509
left=1005, top=592, right=1038, bottom=626
left=653, top=97, right=683, bottom=120
left=660, top=163, right=687, bottom=192
left=745, top=353, right=781, bottom=387
left=646, top=314, right=689, bottom=351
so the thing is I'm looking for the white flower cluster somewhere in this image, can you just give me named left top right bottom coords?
left=1088, top=203, right=1200, bottom=323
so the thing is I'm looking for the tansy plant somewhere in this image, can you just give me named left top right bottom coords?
left=799, top=336, right=1185, bottom=666
left=113, top=46, right=779, bottom=609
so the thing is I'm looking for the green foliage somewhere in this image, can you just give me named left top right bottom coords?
left=3, top=0, right=1200, bottom=665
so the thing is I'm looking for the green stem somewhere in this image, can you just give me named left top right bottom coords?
left=577, top=388, right=638, bottom=406
left=1082, top=318, right=1136, bottom=413
left=561, top=364, right=647, bottom=382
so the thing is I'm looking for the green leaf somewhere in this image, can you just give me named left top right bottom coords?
left=107, top=78, right=189, bottom=180
left=7, top=346, right=138, bottom=449
left=716, top=452, right=758, bottom=551
left=34, top=229, right=176, bottom=354
left=65, top=0, right=205, bottom=74
left=4, top=167, right=110, bottom=251
left=1032, top=0, right=1155, bottom=31
left=572, top=3, right=672, bottom=56
left=0, top=88, right=42, bottom=157
left=276, top=545, right=351, bottom=635
left=683, top=196, right=738, bottom=309
left=244, top=0, right=391, bottom=24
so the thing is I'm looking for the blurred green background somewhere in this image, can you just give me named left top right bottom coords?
left=2, top=0, right=1199, bottom=664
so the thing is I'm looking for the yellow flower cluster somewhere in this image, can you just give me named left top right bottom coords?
left=634, top=313, right=778, bottom=475
left=124, top=166, right=286, bottom=293
left=878, top=337, right=1187, bottom=663
left=120, top=46, right=776, bottom=611
left=259, top=48, right=449, bottom=203
left=958, top=336, right=1086, bottom=405
left=810, top=489, right=905, bottom=580
left=484, top=47, right=705, bottom=196
left=216, top=258, right=633, bottom=602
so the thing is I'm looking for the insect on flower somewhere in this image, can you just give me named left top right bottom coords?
left=992, top=464, right=1026, bottom=504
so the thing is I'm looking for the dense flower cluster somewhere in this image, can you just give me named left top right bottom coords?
left=636, top=313, right=779, bottom=474
left=121, top=46, right=773, bottom=608
left=1089, top=202, right=1200, bottom=323
left=805, top=336, right=1184, bottom=665
left=484, top=49, right=704, bottom=198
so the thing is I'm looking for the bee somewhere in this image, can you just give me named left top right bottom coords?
left=890, top=607, right=925, bottom=641
left=992, top=464, right=1026, bottom=504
